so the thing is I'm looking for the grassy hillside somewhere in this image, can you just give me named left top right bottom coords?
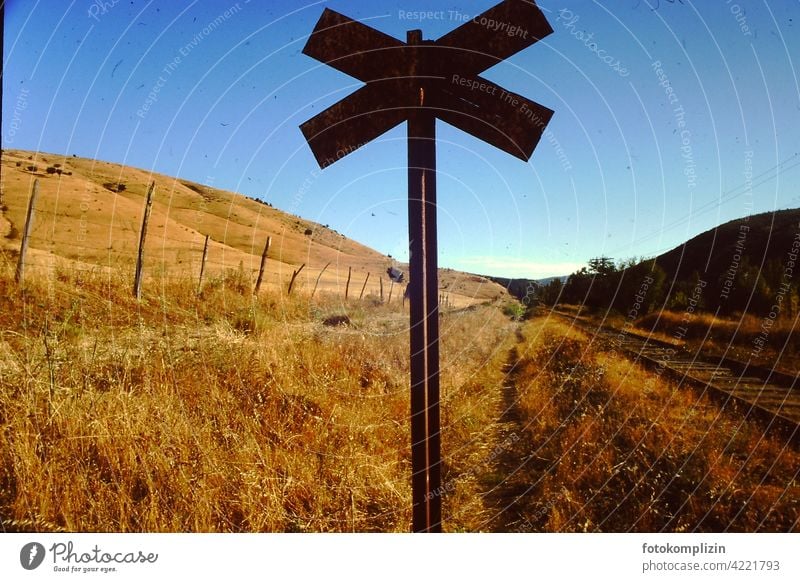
left=549, top=209, right=799, bottom=373
left=3, top=149, right=795, bottom=533
left=656, top=209, right=799, bottom=279
left=653, top=208, right=800, bottom=309
left=0, top=149, right=506, bottom=306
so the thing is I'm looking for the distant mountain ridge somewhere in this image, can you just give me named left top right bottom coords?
left=486, top=275, right=568, bottom=301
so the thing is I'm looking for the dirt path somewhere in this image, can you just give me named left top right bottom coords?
left=479, top=325, right=548, bottom=532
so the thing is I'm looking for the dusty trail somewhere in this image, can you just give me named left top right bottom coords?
left=480, top=326, right=547, bottom=532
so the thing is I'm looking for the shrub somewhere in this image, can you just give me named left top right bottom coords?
left=502, top=302, right=525, bottom=321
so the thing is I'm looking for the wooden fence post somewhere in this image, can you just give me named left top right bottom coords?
left=311, top=262, right=330, bottom=298
left=288, top=263, right=305, bottom=295
left=133, top=181, right=155, bottom=300
left=388, top=280, right=394, bottom=304
left=359, top=273, right=370, bottom=300
left=380, top=277, right=384, bottom=302
left=345, top=266, right=352, bottom=300
left=254, top=236, right=272, bottom=294
left=14, top=179, right=39, bottom=285
left=197, top=235, right=210, bottom=294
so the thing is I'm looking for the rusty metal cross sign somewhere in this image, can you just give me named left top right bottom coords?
left=300, top=0, right=554, bottom=532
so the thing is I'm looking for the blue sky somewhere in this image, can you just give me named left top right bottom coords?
left=4, top=0, right=800, bottom=278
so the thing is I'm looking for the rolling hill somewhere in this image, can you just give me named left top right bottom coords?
left=551, top=207, right=799, bottom=317
left=653, top=208, right=800, bottom=290
left=0, top=149, right=507, bottom=306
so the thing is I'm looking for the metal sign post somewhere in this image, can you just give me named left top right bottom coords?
left=299, top=0, right=554, bottom=532
left=406, top=29, right=442, bottom=531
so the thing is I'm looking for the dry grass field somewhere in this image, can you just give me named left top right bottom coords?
left=0, top=254, right=519, bottom=532
left=635, top=309, right=800, bottom=375
left=555, top=304, right=799, bottom=375
left=1, top=149, right=797, bottom=532
left=491, top=315, right=799, bottom=532
left=1, top=259, right=796, bottom=531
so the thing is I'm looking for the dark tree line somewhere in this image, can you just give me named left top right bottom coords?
left=545, top=256, right=667, bottom=315
left=536, top=254, right=798, bottom=320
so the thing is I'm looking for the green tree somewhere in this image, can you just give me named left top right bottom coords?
left=721, top=257, right=770, bottom=315
left=562, top=267, right=592, bottom=305
left=588, top=256, right=616, bottom=277
left=587, top=256, right=617, bottom=309
left=540, top=278, right=564, bottom=306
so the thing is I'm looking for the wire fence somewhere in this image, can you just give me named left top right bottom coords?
left=12, top=238, right=409, bottom=302
left=2, top=181, right=465, bottom=307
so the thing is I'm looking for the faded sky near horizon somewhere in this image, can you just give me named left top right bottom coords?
left=3, top=0, right=800, bottom=278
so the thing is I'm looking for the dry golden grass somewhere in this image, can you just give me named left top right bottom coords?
left=0, top=148, right=520, bottom=533
left=636, top=309, right=800, bottom=373
left=0, top=148, right=506, bottom=306
left=555, top=304, right=798, bottom=374
left=493, top=316, right=799, bottom=532
left=0, top=252, right=519, bottom=532
left=3, top=241, right=796, bottom=532
left=5, top=152, right=795, bottom=527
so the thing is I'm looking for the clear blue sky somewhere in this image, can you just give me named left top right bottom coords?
left=4, top=0, right=800, bottom=278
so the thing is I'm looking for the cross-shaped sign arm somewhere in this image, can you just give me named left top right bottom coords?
left=301, top=9, right=417, bottom=168
left=435, top=0, right=554, bottom=74
left=300, top=82, right=408, bottom=168
left=303, top=8, right=406, bottom=83
left=300, top=1, right=554, bottom=167
left=431, top=73, right=554, bottom=161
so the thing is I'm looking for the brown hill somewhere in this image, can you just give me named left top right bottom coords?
left=0, top=149, right=506, bottom=306
left=654, top=208, right=800, bottom=284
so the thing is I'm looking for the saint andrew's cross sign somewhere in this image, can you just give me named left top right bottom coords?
left=299, top=0, right=554, bottom=532
left=301, top=2, right=554, bottom=167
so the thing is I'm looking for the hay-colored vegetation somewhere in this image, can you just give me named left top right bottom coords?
left=2, top=150, right=796, bottom=532
left=492, top=316, right=799, bottom=532
left=0, top=254, right=518, bottom=532
left=1, top=261, right=797, bottom=532
left=635, top=309, right=799, bottom=374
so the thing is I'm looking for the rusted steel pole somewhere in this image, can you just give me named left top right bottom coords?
left=407, top=29, right=441, bottom=533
